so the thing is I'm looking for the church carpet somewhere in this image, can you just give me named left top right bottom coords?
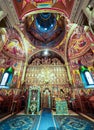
left=54, top=115, right=94, bottom=130
left=0, top=115, right=40, bottom=130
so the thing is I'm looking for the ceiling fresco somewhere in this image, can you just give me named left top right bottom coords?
left=2, top=29, right=25, bottom=60
left=0, top=28, right=8, bottom=50
left=28, top=50, right=65, bottom=65
left=68, top=27, right=92, bottom=59
left=0, top=52, right=20, bottom=69
left=69, top=49, right=94, bottom=70
left=13, top=0, right=74, bottom=18
left=0, top=17, right=93, bottom=64
left=0, top=0, right=93, bottom=66
left=11, top=0, right=93, bottom=61
left=25, top=13, right=66, bottom=48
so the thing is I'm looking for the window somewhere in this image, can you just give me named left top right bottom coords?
left=0, top=72, right=9, bottom=85
left=84, top=71, right=94, bottom=85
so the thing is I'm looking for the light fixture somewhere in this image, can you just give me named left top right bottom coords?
left=44, top=28, right=47, bottom=30
left=43, top=49, right=49, bottom=56
left=38, top=25, right=40, bottom=28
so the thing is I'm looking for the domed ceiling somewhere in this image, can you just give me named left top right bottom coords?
left=25, top=13, right=65, bottom=48
left=0, top=0, right=93, bottom=65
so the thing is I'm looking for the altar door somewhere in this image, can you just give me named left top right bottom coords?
left=42, top=88, right=51, bottom=108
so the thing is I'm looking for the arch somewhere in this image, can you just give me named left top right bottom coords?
left=21, top=8, right=69, bottom=21
left=64, top=24, right=77, bottom=84
left=28, top=49, right=65, bottom=65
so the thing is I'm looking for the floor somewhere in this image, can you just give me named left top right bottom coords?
left=0, top=109, right=94, bottom=123
left=0, top=109, right=94, bottom=130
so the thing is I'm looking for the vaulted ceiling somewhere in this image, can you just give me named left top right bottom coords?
left=0, top=0, right=93, bottom=67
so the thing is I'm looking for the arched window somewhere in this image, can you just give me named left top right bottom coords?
left=79, top=65, right=94, bottom=88
left=0, top=72, right=9, bottom=86
left=84, top=71, right=94, bottom=85
left=0, top=67, right=14, bottom=88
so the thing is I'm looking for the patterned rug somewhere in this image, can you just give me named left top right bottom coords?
left=54, top=115, right=94, bottom=130
left=0, top=115, right=40, bottom=130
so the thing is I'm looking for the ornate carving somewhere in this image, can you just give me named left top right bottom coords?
left=30, top=57, right=62, bottom=65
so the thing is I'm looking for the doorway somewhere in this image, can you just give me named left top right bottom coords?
left=42, top=88, right=51, bottom=109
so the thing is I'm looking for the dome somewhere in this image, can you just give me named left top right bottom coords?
left=35, top=13, right=56, bottom=33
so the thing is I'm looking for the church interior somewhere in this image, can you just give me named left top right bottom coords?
left=0, top=0, right=94, bottom=130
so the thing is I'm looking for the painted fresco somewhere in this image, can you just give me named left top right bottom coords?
left=0, top=28, right=8, bottom=50
left=12, top=61, right=23, bottom=88
left=70, top=88, right=94, bottom=98
left=0, top=52, right=18, bottom=68
left=70, top=59, right=79, bottom=70
left=0, top=28, right=26, bottom=88
left=25, top=13, right=66, bottom=48
left=68, top=27, right=93, bottom=59
left=70, top=48, right=94, bottom=87
left=0, top=53, right=7, bottom=67
left=0, top=50, right=23, bottom=88
left=77, top=88, right=94, bottom=96
left=72, top=69, right=82, bottom=87
left=4, top=39, right=24, bottom=58
left=70, top=49, right=94, bottom=69
left=80, top=49, right=94, bottom=66
left=0, top=88, right=22, bottom=97
left=13, top=0, right=74, bottom=18
left=3, top=29, right=25, bottom=60
left=91, top=43, right=94, bottom=53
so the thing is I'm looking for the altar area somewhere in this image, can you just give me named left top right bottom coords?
left=24, top=54, right=71, bottom=114
left=26, top=86, right=69, bottom=115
